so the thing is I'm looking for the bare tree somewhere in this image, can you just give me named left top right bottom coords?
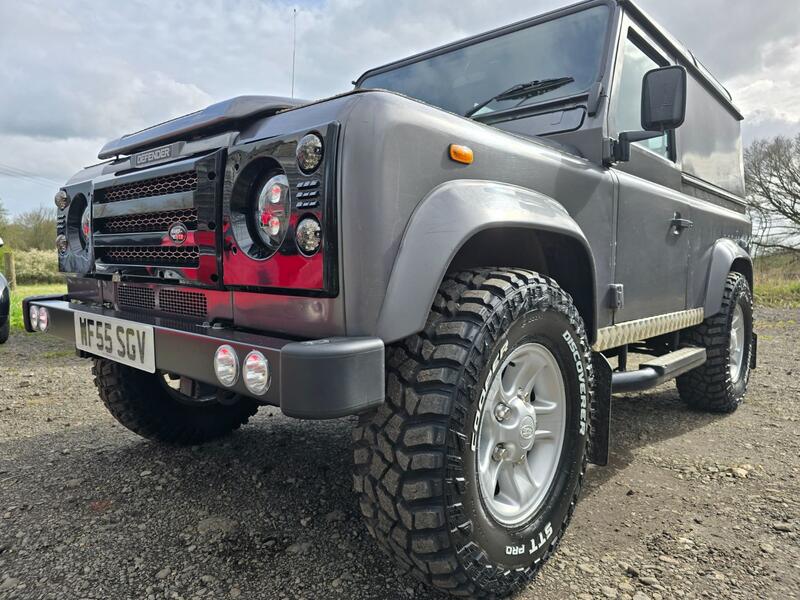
left=1, top=206, right=57, bottom=250
left=0, top=198, right=8, bottom=230
left=744, top=134, right=800, bottom=254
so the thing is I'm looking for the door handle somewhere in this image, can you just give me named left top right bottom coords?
left=671, top=212, right=694, bottom=234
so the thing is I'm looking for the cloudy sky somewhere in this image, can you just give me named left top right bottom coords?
left=1, top=0, right=798, bottom=215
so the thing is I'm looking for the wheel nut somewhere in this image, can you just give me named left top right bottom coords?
left=492, top=444, right=509, bottom=462
left=494, top=403, right=511, bottom=422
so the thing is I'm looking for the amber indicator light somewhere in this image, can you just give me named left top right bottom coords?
left=449, top=144, right=474, bottom=165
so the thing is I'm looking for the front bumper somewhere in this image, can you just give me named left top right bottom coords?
left=23, top=296, right=384, bottom=419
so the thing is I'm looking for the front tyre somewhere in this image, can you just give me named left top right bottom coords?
left=0, top=318, right=9, bottom=344
left=353, top=269, right=592, bottom=598
left=677, top=272, right=754, bottom=413
left=93, top=359, right=258, bottom=445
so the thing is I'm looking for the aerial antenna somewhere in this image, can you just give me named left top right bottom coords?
left=291, top=8, right=297, bottom=98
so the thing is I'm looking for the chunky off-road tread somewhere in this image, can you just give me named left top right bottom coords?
left=0, top=319, right=9, bottom=344
left=677, top=272, right=753, bottom=413
left=93, top=359, right=258, bottom=445
left=353, top=268, right=593, bottom=598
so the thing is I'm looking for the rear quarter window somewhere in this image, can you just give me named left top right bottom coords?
left=679, top=75, right=745, bottom=196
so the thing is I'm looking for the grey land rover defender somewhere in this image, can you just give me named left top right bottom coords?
left=25, top=0, right=756, bottom=597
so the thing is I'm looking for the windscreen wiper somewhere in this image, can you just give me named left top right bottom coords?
left=464, top=76, right=575, bottom=118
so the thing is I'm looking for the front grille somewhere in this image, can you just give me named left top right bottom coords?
left=117, top=285, right=156, bottom=311
left=99, top=246, right=200, bottom=267
left=97, top=171, right=198, bottom=204
left=97, top=209, right=198, bottom=234
left=159, top=289, right=207, bottom=319
left=117, top=285, right=208, bottom=320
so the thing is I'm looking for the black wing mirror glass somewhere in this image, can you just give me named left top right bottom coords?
left=641, top=65, right=687, bottom=132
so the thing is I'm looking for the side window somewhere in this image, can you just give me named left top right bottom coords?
left=614, top=35, right=671, bottom=160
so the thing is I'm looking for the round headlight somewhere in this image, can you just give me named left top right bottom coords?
left=295, top=217, right=321, bottom=256
left=56, top=234, right=68, bottom=254
left=296, top=133, right=323, bottom=174
left=213, top=345, right=239, bottom=388
left=243, top=351, right=271, bottom=396
left=253, top=174, right=290, bottom=254
left=54, top=190, right=70, bottom=210
left=80, top=206, right=91, bottom=243
left=29, top=305, right=39, bottom=330
left=37, top=307, right=49, bottom=332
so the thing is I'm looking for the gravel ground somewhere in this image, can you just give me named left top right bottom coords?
left=0, top=308, right=798, bottom=600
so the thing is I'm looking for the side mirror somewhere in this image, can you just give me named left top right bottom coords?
left=613, top=65, right=688, bottom=163
left=642, top=65, right=687, bottom=132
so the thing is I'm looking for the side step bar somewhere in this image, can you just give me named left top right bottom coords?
left=611, top=346, right=707, bottom=393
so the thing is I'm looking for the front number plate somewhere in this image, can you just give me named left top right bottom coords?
left=74, top=312, right=156, bottom=373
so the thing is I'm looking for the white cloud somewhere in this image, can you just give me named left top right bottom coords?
left=0, top=0, right=798, bottom=214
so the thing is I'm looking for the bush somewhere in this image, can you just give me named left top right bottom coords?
left=6, top=249, right=64, bottom=285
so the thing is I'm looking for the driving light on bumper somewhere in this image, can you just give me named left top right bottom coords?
left=29, top=305, right=39, bottom=330
left=243, top=351, right=270, bottom=396
left=213, top=345, right=239, bottom=387
left=37, top=307, right=49, bottom=332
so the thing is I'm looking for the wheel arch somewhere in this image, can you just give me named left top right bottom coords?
left=703, top=238, right=754, bottom=317
left=375, top=180, right=598, bottom=344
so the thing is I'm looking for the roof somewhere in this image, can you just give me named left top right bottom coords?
left=618, top=0, right=743, bottom=120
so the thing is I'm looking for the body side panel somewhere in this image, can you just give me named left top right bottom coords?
left=338, top=92, right=616, bottom=341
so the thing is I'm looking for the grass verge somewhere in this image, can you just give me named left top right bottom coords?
left=755, top=279, right=800, bottom=308
left=754, top=252, right=800, bottom=308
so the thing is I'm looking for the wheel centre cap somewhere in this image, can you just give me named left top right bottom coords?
left=519, top=413, right=536, bottom=451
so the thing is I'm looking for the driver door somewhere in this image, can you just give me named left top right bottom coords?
left=610, top=28, right=692, bottom=322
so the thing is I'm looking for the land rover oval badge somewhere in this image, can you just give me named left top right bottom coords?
left=168, top=223, right=188, bottom=245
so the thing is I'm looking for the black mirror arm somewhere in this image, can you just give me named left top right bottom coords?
left=612, top=129, right=665, bottom=163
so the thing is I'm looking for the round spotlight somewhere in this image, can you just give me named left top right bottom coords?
left=296, top=133, right=323, bottom=174
left=29, top=305, right=39, bottom=330
left=56, top=234, right=68, bottom=254
left=243, top=351, right=271, bottom=396
left=54, top=190, right=70, bottom=210
left=295, top=217, right=321, bottom=256
left=37, top=307, right=49, bottom=332
left=253, top=173, right=290, bottom=255
left=80, top=206, right=91, bottom=243
left=213, top=345, right=239, bottom=387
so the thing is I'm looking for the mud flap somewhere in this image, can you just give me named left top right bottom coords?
left=589, top=353, right=612, bottom=466
left=750, top=333, right=758, bottom=369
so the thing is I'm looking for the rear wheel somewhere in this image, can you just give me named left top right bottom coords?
left=93, top=359, right=258, bottom=445
left=353, top=269, right=592, bottom=598
left=677, top=272, right=754, bottom=413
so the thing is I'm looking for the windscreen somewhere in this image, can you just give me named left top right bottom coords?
left=360, top=5, right=610, bottom=118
